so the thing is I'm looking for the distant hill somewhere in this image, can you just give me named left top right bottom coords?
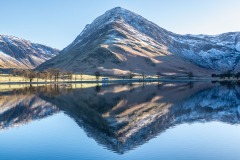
left=37, top=7, right=240, bottom=76
left=0, top=35, right=59, bottom=69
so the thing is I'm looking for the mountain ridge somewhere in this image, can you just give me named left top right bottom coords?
left=0, top=34, right=59, bottom=69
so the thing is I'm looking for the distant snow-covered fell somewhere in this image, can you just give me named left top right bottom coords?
left=0, top=35, right=59, bottom=69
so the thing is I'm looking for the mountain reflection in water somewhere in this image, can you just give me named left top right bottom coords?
left=0, top=82, right=240, bottom=154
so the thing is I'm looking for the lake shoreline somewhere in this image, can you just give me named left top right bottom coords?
left=0, top=77, right=238, bottom=85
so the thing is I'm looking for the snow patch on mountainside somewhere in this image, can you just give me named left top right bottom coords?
left=171, top=32, right=240, bottom=71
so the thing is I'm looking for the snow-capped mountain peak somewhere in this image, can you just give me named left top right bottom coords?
left=38, top=7, right=240, bottom=75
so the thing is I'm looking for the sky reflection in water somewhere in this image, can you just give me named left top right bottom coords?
left=0, top=82, right=240, bottom=160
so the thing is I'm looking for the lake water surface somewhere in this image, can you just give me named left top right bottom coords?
left=0, top=82, right=240, bottom=160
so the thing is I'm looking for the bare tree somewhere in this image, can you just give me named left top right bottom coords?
left=35, top=71, right=40, bottom=82
left=156, top=71, right=162, bottom=80
left=46, top=68, right=60, bottom=82
left=95, top=71, right=100, bottom=81
left=12, top=69, right=23, bottom=76
left=187, top=72, right=193, bottom=79
left=141, top=72, right=145, bottom=80
left=22, top=70, right=36, bottom=82
left=66, top=71, right=73, bottom=81
left=53, top=69, right=60, bottom=82
left=46, top=69, right=53, bottom=81
left=44, top=71, right=49, bottom=82
left=126, top=71, right=134, bottom=79
left=80, top=73, right=83, bottom=81
left=40, top=72, right=47, bottom=82
left=61, top=72, right=68, bottom=81
left=235, top=72, right=240, bottom=79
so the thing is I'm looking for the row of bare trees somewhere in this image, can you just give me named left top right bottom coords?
left=12, top=68, right=193, bottom=83
left=212, top=71, right=240, bottom=79
left=12, top=68, right=73, bottom=82
left=94, top=70, right=195, bottom=81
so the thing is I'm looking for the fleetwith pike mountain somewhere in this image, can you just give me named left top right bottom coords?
left=36, top=7, right=240, bottom=76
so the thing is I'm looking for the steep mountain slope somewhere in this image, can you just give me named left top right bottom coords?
left=0, top=35, right=59, bottom=69
left=37, top=7, right=240, bottom=75
left=36, top=7, right=210, bottom=75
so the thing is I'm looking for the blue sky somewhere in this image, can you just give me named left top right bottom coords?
left=1, top=0, right=240, bottom=49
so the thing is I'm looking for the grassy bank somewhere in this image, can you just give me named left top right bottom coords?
left=0, top=74, right=101, bottom=82
left=1, top=73, right=238, bottom=85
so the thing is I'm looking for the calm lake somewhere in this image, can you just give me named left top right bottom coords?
left=0, top=82, right=240, bottom=160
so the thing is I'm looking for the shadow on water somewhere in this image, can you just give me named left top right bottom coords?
left=0, top=81, right=240, bottom=154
